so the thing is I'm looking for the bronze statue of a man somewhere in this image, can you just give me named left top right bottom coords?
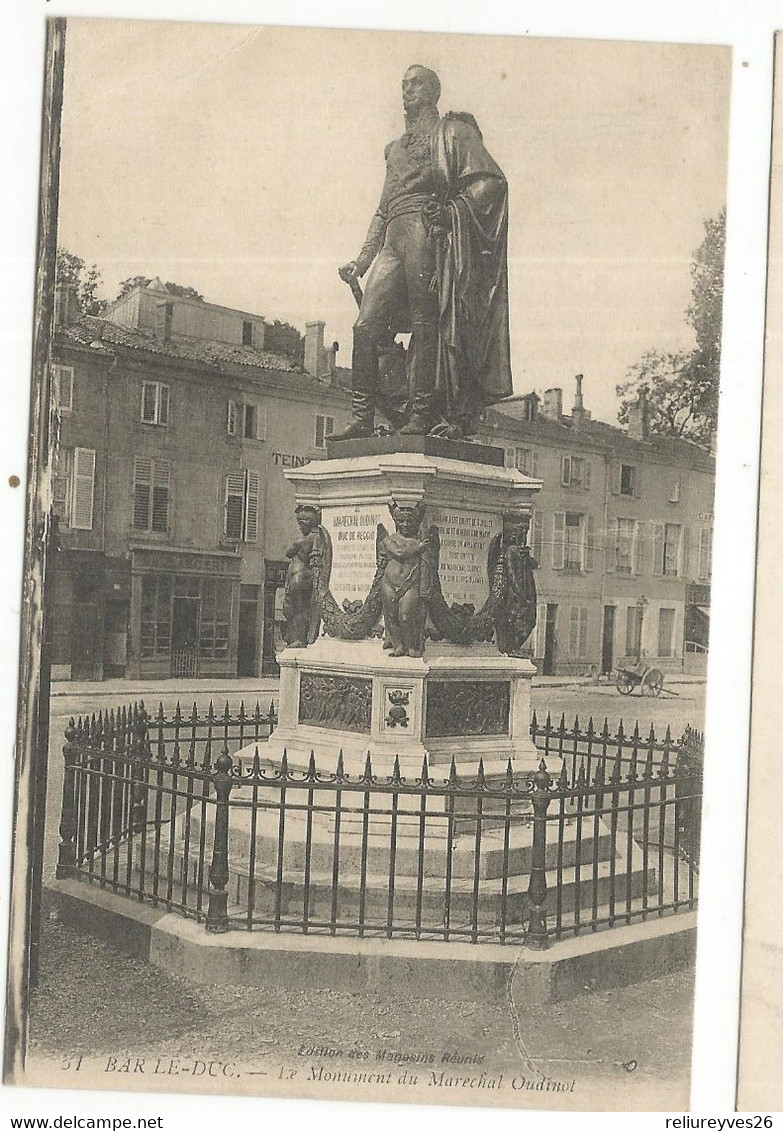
left=333, top=64, right=513, bottom=442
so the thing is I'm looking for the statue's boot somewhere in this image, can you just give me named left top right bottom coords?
left=330, top=392, right=375, bottom=441
left=399, top=394, right=436, bottom=435
left=399, top=321, right=438, bottom=435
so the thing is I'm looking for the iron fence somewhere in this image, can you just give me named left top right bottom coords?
left=56, top=701, right=701, bottom=948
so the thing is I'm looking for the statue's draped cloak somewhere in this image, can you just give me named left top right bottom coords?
left=431, top=113, right=513, bottom=420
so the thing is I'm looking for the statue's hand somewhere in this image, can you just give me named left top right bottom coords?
left=339, top=260, right=362, bottom=282
left=422, top=199, right=451, bottom=234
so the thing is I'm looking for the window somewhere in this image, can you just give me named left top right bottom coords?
left=224, top=469, right=260, bottom=543
left=552, top=511, right=595, bottom=571
left=561, top=455, right=591, bottom=488
left=614, top=518, right=637, bottom=574
left=242, top=320, right=253, bottom=346
left=140, top=574, right=172, bottom=658
left=619, top=464, right=637, bottom=496
left=133, top=457, right=170, bottom=533
left=658, top=607, right=675, bottom=658
left=698, top=526, right=713, bottom=580
left=625, top=605, right=643, bottom=657
left=52, top=364, right=73, bottom=412
left=141, top=381, right=169, bottom=426
left=54, top=446, right=95, bottom=530
left=315, top=414, right=335, bottom=450
left=670, top=479, right=681, bottom=503
left=227, top=399, right=266, bottom=441
left=569, top=606, right=589, bottom=658
left=529, top=510, right=544, bottom=564
left=654, top=523, right=682, bottom=577
left=71, top=447, right=96, bottom=530
left=506, top=446, right=539, bottom=477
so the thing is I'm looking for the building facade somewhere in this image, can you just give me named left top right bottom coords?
left=49, top=282, right=714, bottom=681
left=478, top=380, right=714, bottom=676
left=49, top=280, right=351, bottom=680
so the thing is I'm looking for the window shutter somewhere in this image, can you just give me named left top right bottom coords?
left=326, top=416, right=335, bottom=439
left=606, top=518, right=617, bottom=573
left=535, top=602, right=547, bottom=659
left=505, top=447, right=515, bottom=469
left=611, top=464, right=621, bottom=495
left=227, top=400, right=237, bottom=436
left=158, top=384, right=170, bottom=426
left=584, top=514, right=595, bottom=570
left=552, top=512, right=565, bottom=569
left=653, top=523, right=664, bottom=577
left=633, top=520, right=644, bottom=575
left=680, top=524, right=689, bottom=578
left=532, top=511, right=544, bottom=564
left=531, top=450, right=539, bottom=478
left=54, top=364, right=74, bottom=411
left=141, top=383, right=157, bottom=423
left=632, top=467, right=640, bottom=497
left=584, top=460, right=592, bottom=489
left=151, top=460, right=170, bottom=533
left=133, top=457, right=152, bottom=530
left=71, top=447, right=95, bottom=530
left=224, top=472, right=245, bottom=540
left=698, top=526, right=712, bottom=580
left=560, top=457, right=570, bottom=486
left=256, top=404, right=268, bottom=442
left=244, top=470, right=260, bottom=542
left=315, top=415, right=325, bottom=449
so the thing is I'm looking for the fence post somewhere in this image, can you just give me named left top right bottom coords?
left=56, top=720, right=79, bottom=879
left=131, top=703, right=150, bottom=833
left=206, top=745, right=234, bottom=933
left=526, top=758, right=552, bottom=950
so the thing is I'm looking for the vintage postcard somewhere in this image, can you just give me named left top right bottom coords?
left=3, top=16, right=734, bottom=1113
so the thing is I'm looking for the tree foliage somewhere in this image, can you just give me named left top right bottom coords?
left=264, top=318, right=304, bottom=363
left=116, top=276, right=204, bottom=301
left=55, top=249, right=107, bottom=315
left=617, top=208, right=725, bottom=447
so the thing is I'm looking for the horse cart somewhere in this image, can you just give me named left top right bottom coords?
left=615, top=662, right=665, bottom=697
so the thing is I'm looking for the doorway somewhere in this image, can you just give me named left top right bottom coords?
left=237, top=586, right=259, bottom=676
left=543, top=603, right=558, bottom=675
left=171, top=596, right=200, bottom=677
left=601, top=605, right=616, bottom=675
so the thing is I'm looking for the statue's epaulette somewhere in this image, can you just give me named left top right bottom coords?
left=444, top=110, right=483, bottom=141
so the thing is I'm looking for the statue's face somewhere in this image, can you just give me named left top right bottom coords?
left=397, top=509, right=420, bottom=536
left=297, top=511, right=317, bottom=534
left=402, top=66, right=438, bottom=117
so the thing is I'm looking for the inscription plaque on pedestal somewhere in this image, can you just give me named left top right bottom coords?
left=321, top=503, right=393, bottom=607
left=428, top=507, right=501, bottom=608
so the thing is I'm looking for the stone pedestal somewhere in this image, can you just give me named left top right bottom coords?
left=265, top=637, right=539, bottom=777
left=265, top=441, right=542, bottom=780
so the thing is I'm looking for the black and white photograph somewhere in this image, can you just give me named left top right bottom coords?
left=1, top=8, right=762, bottom=1117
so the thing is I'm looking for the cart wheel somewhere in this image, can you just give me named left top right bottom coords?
left=616, top=672, right=634, bottom=695
left=643, top=669, right=664, bottom=697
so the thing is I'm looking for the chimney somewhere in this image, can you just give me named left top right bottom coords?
left=571, top=373, right=592, bottom=430
left=304, top=320, right=326, bottom=378
left=541, top=387, right=563, bottom=421
left=154, top=299, right=173, bottom=342
left=54, top=281, right=78, bottom=326
left=627, top=387, right=651, bottom=441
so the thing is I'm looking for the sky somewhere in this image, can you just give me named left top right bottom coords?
left=57, top=19, right=731, bottom=424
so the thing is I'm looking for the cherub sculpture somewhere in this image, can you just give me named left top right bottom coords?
left=281, top=505, right=330, bottom=648
left=378, top=500, right=434, bottom=657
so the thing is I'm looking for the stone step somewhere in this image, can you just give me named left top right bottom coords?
left=188, top=810, right=619, bottom=883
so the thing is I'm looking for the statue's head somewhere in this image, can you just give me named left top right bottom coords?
left=402, top=65, right=440, bottom=118
left=295, top=505, right=320, bottom=534
left=504, top=511, right=531, bottom=545
left=390, top=499, right=425, bottom=536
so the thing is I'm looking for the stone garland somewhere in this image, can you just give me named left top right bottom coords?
left=308, top=525, right=537, bottom=656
